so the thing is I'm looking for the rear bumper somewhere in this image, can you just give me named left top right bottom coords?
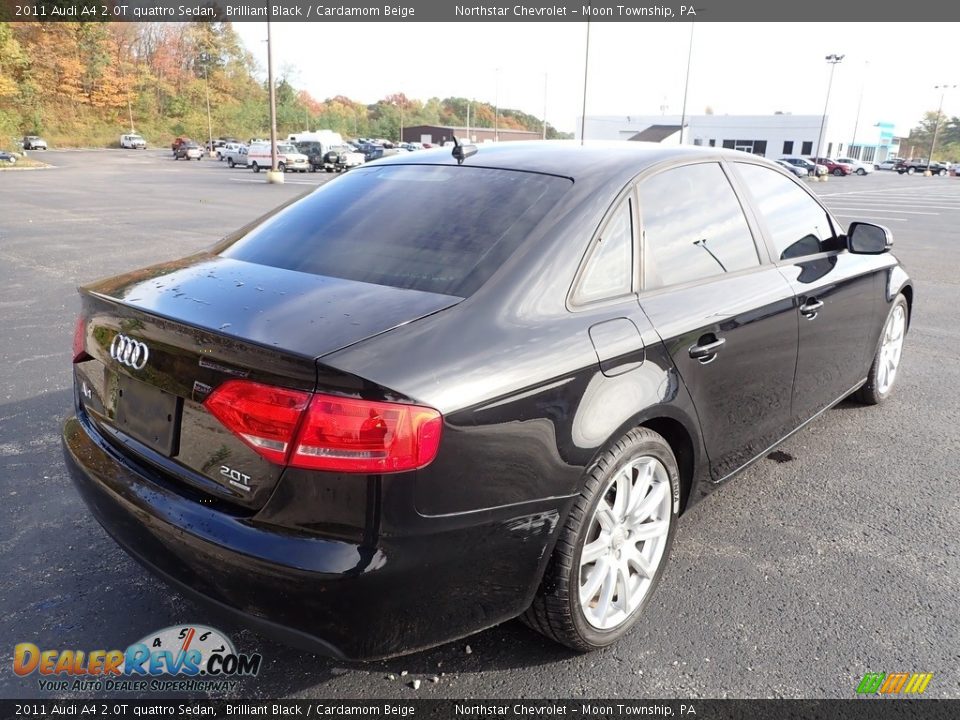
left=63, top=412, right=566, bottom=660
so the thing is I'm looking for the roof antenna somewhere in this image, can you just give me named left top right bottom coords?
left=451, top=135, right=477, bottom=165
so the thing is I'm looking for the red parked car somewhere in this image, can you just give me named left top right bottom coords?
left=809, top=157, right=853, bottom=176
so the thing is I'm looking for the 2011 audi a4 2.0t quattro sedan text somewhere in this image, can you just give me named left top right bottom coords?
left=63, top=142, right=912, bottom=660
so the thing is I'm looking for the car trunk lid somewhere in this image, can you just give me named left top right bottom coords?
left=74, top=254, right=460, bottom=509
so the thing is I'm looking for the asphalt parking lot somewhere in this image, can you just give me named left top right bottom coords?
left=1, top=150, right=958, bottom=700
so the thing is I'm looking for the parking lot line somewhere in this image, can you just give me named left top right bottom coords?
left=824, top=207, right=938, bottom=215
left=831, top=214, right=907, bottom=222
left=229, top=177, right=318, bottom=185
left=824, top=201, right=960, bottom=210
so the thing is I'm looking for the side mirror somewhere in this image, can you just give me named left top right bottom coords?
left=847, top=222, right=893, bottom=254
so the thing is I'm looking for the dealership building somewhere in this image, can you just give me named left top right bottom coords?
left=578, top=114, right=900, bottom=163
left=402, top=124, right=541, bottom=145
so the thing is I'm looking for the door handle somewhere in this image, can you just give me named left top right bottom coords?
left=689, top=336, right=726, bottom=363
left=800, top=298, right=824, bottom=319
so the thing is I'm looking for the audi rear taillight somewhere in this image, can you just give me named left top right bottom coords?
left=203, top=379, right=442, bottom=473
left=204, top=380, right=310, bottom=464
left=72, top=316, right=90, bottom=363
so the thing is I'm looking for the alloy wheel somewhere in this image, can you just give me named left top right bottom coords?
left=877, top=304, right=906, bottom=394
left=579, top=456, right=672, bottom=630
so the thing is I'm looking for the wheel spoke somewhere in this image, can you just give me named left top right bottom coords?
left=626, top=460, right=655, bottom=517
left=630, top=519, right=670, bottom=542
left=595, top=499, right=617, bottom=533
left=611, top=467, right=631, bottom=521
left=877, top=360, right=888, bottom=390
left=581, top=536, right=609, bottom=565
left=595, top=563, right=618, bottom=622
left=580, top=557, right=609, bottom=604
left=627, top=481, right=668, bottom=525
left=615, top=562, right=631, bottom=612
left=623, top=545, right=653, bottom=578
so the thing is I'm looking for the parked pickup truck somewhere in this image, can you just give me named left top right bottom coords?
left=896, top=158, right=950, bottom=176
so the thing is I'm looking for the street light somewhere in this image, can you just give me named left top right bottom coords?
left=679, top=22, right=694, bottom=145
left=580, top=18, right=591, bottom=144
left=928, top=84, right=956, bottom=172
left=850, top=60, right=869, bottom=159
left=815, top=53, right=844, bottom=176
left=201, top=53, right=214, bottom=157
left=494, top=68, right=500, bottom=142
left=265, top=18, right=281, bottom=183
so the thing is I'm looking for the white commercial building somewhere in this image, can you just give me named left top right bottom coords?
left=578, top=114, right=899, bottom=164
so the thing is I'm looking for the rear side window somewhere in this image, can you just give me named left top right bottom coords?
left=574, top=198, right=634, bottom=303
left=222, top=165, right=571, bottom=297
left=735, top=163, right=841, bottom=260
left=639, top=162, right=760, bottom=290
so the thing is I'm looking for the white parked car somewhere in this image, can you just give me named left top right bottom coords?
left=876, top=157, right=904, bottom=171
left=774, top=159, right=808, bottom=178
left=120, top=134, right=147, bottom=149
left=779, top=156, right=827, bottom=176
left=836, top=157, right=874, bottom=175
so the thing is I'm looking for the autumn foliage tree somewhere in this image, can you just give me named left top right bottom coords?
left=0, top=21, right=569, bottom=149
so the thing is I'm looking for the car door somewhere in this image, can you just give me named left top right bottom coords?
left=731, top=160, right=880, bottom=426
left=635, top=161, right=799, bottom=482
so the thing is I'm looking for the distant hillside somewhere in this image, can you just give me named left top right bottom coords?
left=0, top=21, right=571, bottom=149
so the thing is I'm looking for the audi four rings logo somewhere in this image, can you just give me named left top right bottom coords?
left=110, top=334, right=150, bottom=370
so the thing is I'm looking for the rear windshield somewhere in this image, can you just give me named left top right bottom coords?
left=221, top=165, right=571, bottom=297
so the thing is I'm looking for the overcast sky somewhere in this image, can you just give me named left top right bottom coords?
left=235, top=22, right=957, bottom=137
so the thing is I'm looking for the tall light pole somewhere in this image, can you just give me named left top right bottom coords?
left=202, top=56, right=214, bottom=157
left=466, top=100, right=471, bottom=142
left=849, top=60, right=868, bottom=158
left=580, top=17, right=592, bottom=144
left=266, top=18, right=281, bottom=182
left=542, top=72, right=548, bottom=140
left=928, top=84, right=956, bottom=169
left=494, top=68, right=500, bottom=142
left=679, top=22, right=694, bottom=145
left=815, top=53, right=844, bottom=175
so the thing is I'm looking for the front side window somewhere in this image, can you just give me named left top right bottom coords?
left=575, top=198, right=634, bottom=303
left=735, top=162, right=841, bottom=260
left=639, top=163, right=760, bottom=290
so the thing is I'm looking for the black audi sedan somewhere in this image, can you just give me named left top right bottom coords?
left=64, top=142, right=911, bottom=660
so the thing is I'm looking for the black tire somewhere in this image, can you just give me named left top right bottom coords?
left=227, top=158, right=235, bottom=168
left=855, top=294, right=908, bottom=406
left=278, top=162, right=286, bottom=173
left=252, top=162, right=260, bottom=173
left=857, top=168, right=866, bottom=176
left=938, top=169, right=947, bottom=177
left=833, top=168, right=843, bottom=176
left=906, top=167, right=916, bottom=175
left=325, top=168, right=334, bottom=173
left=522, top=427, right=680, bottom=652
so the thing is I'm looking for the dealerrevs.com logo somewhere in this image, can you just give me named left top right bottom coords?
left=14, top=625, right=262, bottom=693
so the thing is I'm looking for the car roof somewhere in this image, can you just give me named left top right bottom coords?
left=370, top=140, right=770, bottom=184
